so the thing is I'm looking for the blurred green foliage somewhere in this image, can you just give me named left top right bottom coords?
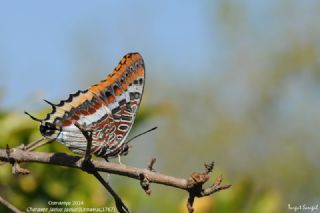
left=0, top=101, right=286, bottom=213
left=1, top=1, right=320, bottom=213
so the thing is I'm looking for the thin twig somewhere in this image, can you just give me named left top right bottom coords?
left=0, top=194, right=24, bottom=213
left=74, top=123, right=130, bottom=213
left=92, top=171, right=130, bottom=213
left=147, top=158, right=156, bottom=171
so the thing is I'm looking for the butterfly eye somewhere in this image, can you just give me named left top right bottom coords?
left=40, top=122, right=56, bottom=136
left=54, top=117, right=63, bottom=126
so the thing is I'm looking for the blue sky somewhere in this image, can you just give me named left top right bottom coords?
left=0, top=1, right=223, bottom=109
left=0, top=1, right=319, bottom=110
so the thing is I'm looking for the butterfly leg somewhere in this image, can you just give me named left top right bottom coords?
left=24, top=137, right=55, bottom=151
left=117, top=154, right=122, bottom=165
left=23, top=137, right=44, bottom=150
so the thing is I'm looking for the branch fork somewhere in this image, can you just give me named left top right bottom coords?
left=5, top=144, right=30, bottom=175
left=186, top=162, right=232, bottom=213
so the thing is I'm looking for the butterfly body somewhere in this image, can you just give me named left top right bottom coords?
left=37, top=53, right=145, bottom=158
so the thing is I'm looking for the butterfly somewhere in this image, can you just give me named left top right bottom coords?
left=26, top=53, right=145, bottom=159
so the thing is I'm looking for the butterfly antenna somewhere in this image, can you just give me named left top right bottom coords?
left=24, top=111, right=42, bottom=122
left=125, top=126, right=157, bottom=144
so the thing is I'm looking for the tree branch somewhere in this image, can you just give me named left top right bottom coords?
left=0, top=147, right=231, bottom=212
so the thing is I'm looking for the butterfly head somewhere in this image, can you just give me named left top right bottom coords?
left=40, top=122, right=56, bottom=137
left=25, top=111, right=57, bottom=137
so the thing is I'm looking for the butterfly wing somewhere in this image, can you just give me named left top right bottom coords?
left=40, top=53, right=145, bottom=157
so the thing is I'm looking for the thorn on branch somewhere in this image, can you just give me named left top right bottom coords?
left=215, top=175, right=223, bottom=186
left=12, top=162, right=30, bottom=175
left=139, top=173, right=151, bottom=195
left=204, top=161, right=214, bottom=174
left=6, top=144, right=30, bottom=175
left=147, top=158, right=156, bottom=171
left=201, top=175, right=232, bottom=197
left=6, top=144, right=12, bottom=163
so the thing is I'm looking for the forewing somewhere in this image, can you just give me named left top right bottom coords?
left=41, top=53, right=145, bottom=156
